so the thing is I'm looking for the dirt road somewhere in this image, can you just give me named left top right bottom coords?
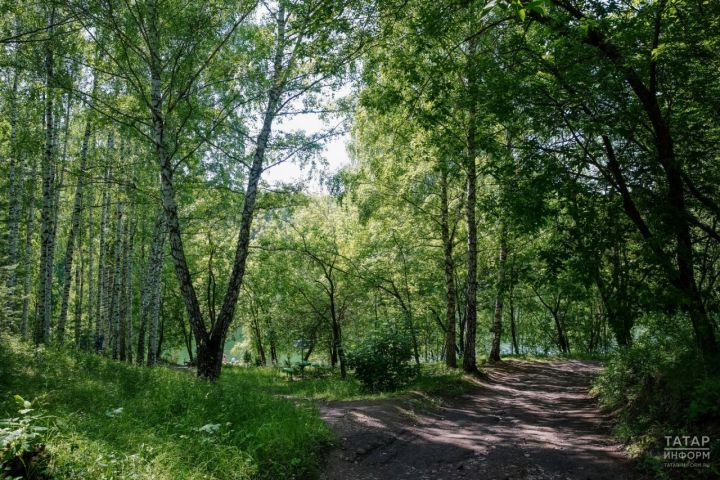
left=319, top=359, right=635, bottom=480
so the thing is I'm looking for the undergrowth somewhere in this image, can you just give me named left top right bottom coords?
left=591, top=314, right=720, bottom=479
left=0, top=336, right=332, bottom=480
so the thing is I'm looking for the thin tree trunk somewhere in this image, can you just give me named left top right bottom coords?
left=440, top=165, right=457, bottom=368
left=112, top=206, right=126, bottom=360
left=86, top=145, right=95, bottom=346
left=331, top=313, right=346, bottom=379
left=95, top=163, right=110, bottom=350
left=6, top=67, right=21, bottom=297
left=489, top=223, right=507, bottom=362
left=109, top=202, right=124, bottom=358
left=74, top=248, right=83, bottom=347
left=250, top=303, right=266, bottom=365
left=178, top=310, right=193, bottom=364
left=462, top=143, right=479, bottom=372
left=20, top=162, right=37, bottom=339
left=124, top=219, right=135, bottom=363
left=266, top=316, right=278, bottom=365
left=462, top=33, right=479, bottom=374
left=57, top=77, right=96, bottom=343
left=149, top=294, right=164, bottom=364
left=147, top=271, right=164, bottom=366
left=38, top=6, right=57, bottom=344
left=137, top=211, right=165, bottom=365
left=508, top=285, right=519, bottom=355
left=57, top=114, right=92, bottom=344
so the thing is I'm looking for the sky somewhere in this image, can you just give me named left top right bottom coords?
left=262, top=111, right=352, bottom=192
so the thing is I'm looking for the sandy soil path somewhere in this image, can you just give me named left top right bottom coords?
left=319, top=359, right=635, bottom=480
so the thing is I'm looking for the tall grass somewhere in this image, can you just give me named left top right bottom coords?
left=0, top=336, right=332, bottom=479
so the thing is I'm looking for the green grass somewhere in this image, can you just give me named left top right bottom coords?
left=221, top=362, right=477, bottom=403
left=0, top=336, right=333, bottom=479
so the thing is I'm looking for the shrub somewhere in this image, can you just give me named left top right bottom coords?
left=688, top=377, right=720, bottom=423
left=346, top=325, right=418, bottom=391
left=592, top=313, right=720, bottom=478
left=1, top=396, right=50, bottom=479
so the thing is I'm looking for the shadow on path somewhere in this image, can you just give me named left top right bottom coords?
left=320, top=359, right=635, bottom=480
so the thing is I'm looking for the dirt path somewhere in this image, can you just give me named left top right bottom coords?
left=319, top=359, right=635, bottom=480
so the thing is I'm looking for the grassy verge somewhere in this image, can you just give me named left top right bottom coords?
left=590, top=336, right=720, bottom=479
left=0, top=336, right=332, bottom=480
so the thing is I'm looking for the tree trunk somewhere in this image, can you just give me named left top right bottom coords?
left=440, top=167, right=457, bottom=368
left=489, top=224, right=507, bottom=362
left=6, top=67, right=21, bottom=301
left=38, top=6, right=57, bottom=344
left=109, top=203, right=124, bottom=359
left=147, top=281, right=163, bottom=366
left=57, top=107, right=92, bottom=343
left=456, top=273, right=465, bottom=356
left=462, top=33, right=479, bottom=374
left=156, top=307, right=165, bottom=361
left=86, top=145, right=95, bottom=346
left=330, top=338, right=337, bottom=368
left=509, top=286, right=519, bottom=355
left=73, top=250, right=83, bottom=347
left=95, top=163, right=111, bottom=351
left=331, top=313, right=346, bottom=379
left=195, top=333, right=223, bottom=379
left=137, top=211, right=165, bottom=365
left=124, top=219, right=135, bottom=363
left=462, top=131, right=478, bottom=372
left=116, top=212, right=129, bottom=361
left=250, top=303, right=266, bottom=365
left=20, top=162, right=37, bottom=339
left=266, top=317, right=278, bottom=365
left=178, top=310, right=193, bottom=364
left=554, top=313, right=569, bottom=354
left=144, top=0, right=288, bottom=379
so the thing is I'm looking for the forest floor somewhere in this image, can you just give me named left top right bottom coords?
left=319, top=359, right=636, bottom=480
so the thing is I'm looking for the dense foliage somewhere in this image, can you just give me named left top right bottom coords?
left=1, top=0, right=719, bottom=477
left=346, top=324, right=418, bottom=391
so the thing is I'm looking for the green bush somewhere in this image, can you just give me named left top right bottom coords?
left=1, top=396, right=50, bottom=479
left=346, top=325, right=418, bottom=391
left=688, top=377, right=720, bottom=423
left=592, top=313, right=720, bottom=478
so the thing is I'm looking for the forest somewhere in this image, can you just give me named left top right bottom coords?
left=0, top=0, right=719, bottom=478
